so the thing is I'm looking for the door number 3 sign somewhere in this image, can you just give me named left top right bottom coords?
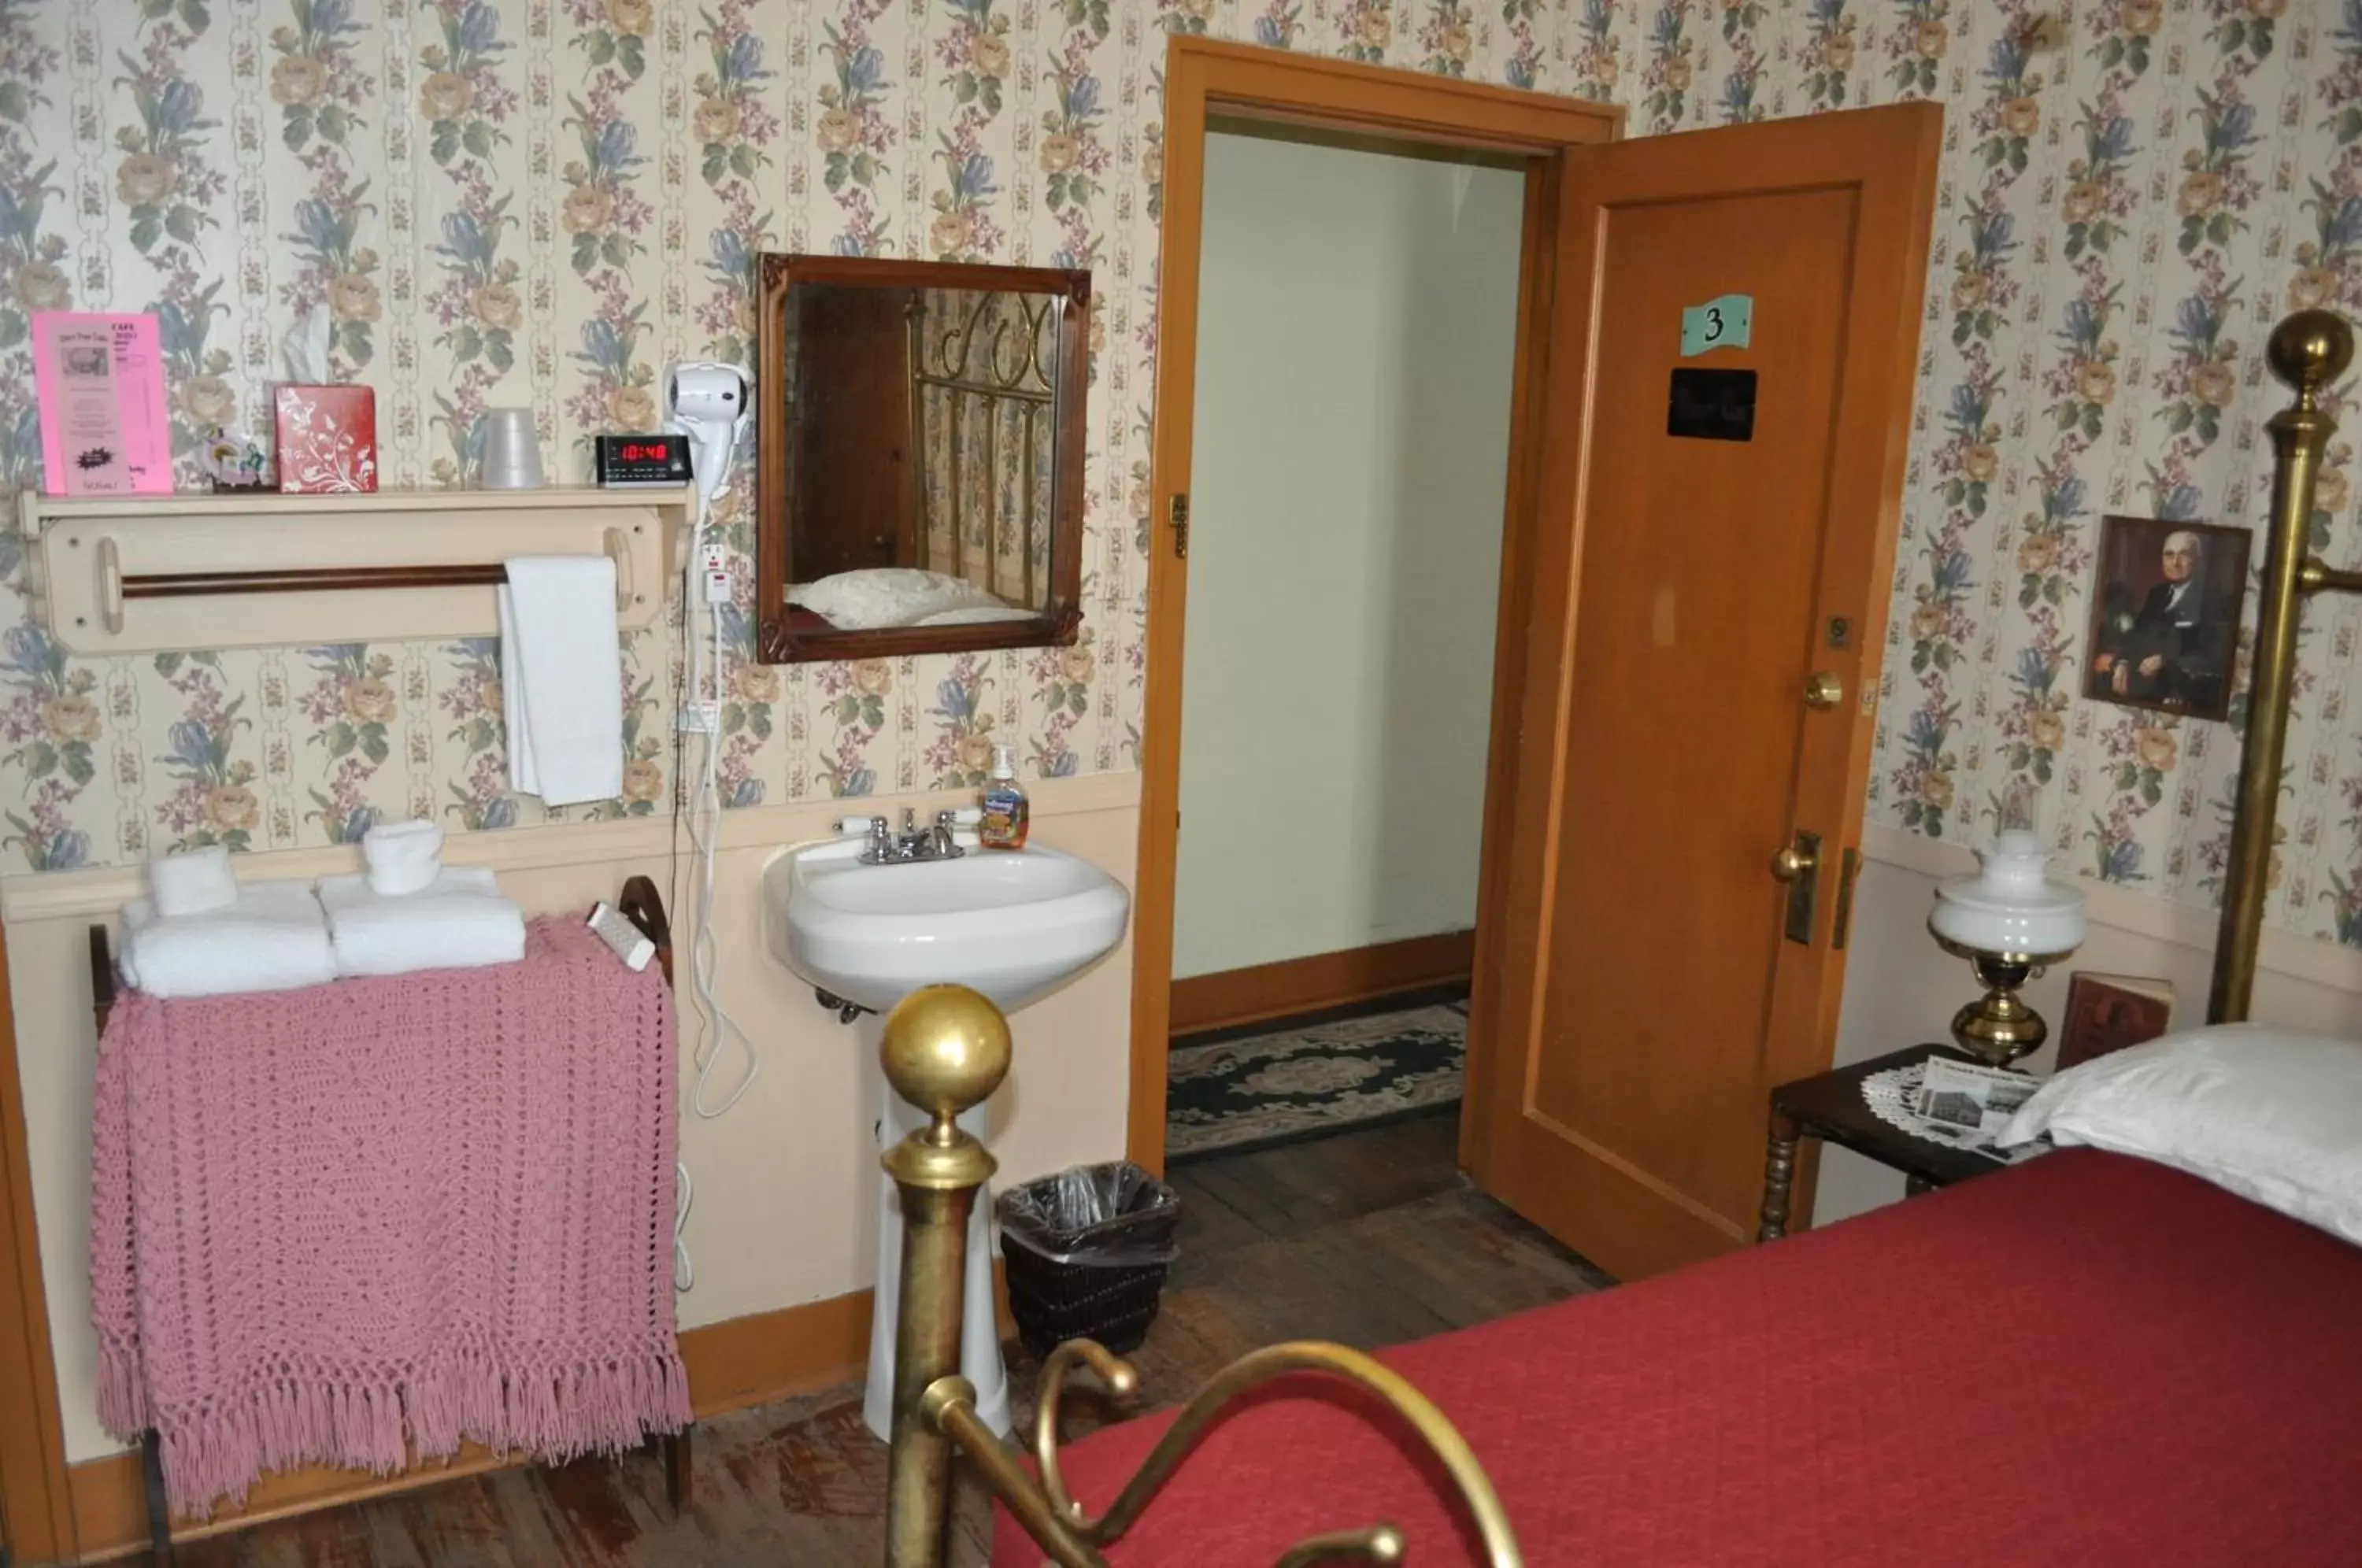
left=1680, top=293, right=1754, bottom=357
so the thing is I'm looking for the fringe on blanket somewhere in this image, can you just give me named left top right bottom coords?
left=109, top=1340, right=691, bottom=1520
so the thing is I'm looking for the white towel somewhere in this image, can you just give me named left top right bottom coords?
left=147, top=844, right=238, bottom=919
left=500, top=556, right=624, bottom=807
left=319, top=866, right=528, bottom=978
left=119, top=880, right=338, bottom=999
left=362, top=817, right=444, bottom=897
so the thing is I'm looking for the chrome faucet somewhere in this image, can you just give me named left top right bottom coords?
left=857, top=808, right=967, bottom=864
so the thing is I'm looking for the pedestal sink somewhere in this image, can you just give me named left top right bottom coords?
left=761, top=833, right=1130, bottom=1440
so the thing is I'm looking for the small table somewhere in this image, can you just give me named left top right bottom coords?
left=1757, top=1043, right=2017, bottom=1241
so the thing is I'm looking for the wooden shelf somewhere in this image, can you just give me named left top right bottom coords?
left=18, top=486, right=690, bottom=655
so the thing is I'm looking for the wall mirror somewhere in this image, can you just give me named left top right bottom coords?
left=754, top=253, right=1091, bottom=664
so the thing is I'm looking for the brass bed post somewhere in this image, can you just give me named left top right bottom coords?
left=876, top=985, right=1523, bottom=1568
left=879, top=986, right=1008, bottom=1568
left=2209, top=310, right=2356, bottom=1023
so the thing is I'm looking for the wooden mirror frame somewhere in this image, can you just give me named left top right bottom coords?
left=753, top=253, right=1092, bottom=664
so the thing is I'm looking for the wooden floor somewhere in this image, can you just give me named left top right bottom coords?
left=167, top=1114, right=1608, bottom=1567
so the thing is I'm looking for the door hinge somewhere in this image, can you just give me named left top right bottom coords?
left=1169, top=494, right=1190, bottom=559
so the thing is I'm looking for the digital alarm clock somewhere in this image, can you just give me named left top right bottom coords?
left=594, top=432, right=694, bottom=489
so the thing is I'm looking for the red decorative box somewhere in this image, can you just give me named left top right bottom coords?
left=274, top=383, right=379, bottom=494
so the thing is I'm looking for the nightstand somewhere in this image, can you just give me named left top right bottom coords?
left=1757, top=1044, right=2020, bottom=1241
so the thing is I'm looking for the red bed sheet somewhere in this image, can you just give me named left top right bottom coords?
left=991, top=1149, right=2362, bottom=1566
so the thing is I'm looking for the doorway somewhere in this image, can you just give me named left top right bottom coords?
left=1132, top=39, right=1940, bottom=1284
left=1127, top=42, right=1620, bottom=1174
left=1162, top=119, right=1528, bottom=1164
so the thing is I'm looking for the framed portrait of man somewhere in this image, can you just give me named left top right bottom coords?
left=2082, top=516, right=2249, bottom=721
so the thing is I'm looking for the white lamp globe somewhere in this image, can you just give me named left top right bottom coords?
left=1928, top=830, right=2087, bottom=958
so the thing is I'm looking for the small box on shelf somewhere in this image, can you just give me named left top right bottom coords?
left=274, top=383, right=379, bottom=494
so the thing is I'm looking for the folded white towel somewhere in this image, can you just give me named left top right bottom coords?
left=362, top=817, right=445, bottom=897
left=147, top=844, right=238, bottom=919
left=319, top=866, right=528, bottom=978
left=500, top=556, right=624, bottom=807
left=119, top=880, right=338, bottom=1000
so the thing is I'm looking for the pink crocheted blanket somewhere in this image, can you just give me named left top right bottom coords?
left=90, top=919, right=690, bottom=1516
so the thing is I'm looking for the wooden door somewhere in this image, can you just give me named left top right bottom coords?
left=1468, top=103, right=1941, bottom=1281
left=793, top=284, right=916, bottom=579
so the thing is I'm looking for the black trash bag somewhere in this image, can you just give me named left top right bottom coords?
left=998, top=1161, right=1181, bottom=1361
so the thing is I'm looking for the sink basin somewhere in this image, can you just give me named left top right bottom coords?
left=763, top=837, right=1131, bottom=1013
left=765, top=832, right=1131, bottom=1446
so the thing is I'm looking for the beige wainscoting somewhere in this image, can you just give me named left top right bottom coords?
left=4, top=770, right=1138, bottom=1477
left=1822, top=826, right=2362, bottom=1225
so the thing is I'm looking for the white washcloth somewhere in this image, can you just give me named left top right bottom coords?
left=362, top=817, right=445, bottom=897
left=147, top=845, right=238, bottom=919
left=119, top=880, right=338, bottom=999
left=319, top=866, right=528, bottom=978
left=499, top=556, right=624, bottom=807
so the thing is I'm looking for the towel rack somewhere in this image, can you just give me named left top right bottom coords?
left=94, top=524, right=636, bottom=634
left=88, top=874, right=693, bottom=1566
left=20, top=486, right=687, bottom=654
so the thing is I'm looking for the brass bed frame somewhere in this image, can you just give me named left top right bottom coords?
left=869, top=309, right=2354, bottom=1568
left=910, top=290, right=1057, bottom=608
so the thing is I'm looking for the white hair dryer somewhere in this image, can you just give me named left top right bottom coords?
left=664, top=361, right=753, bottom=502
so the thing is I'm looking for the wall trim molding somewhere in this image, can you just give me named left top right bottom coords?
left=60, top=1269, right=1018, bottom=1559
left=65, top=1287, right=876, bottom=1559
left=1170, top=930, right=1476, bottom=1036
left=1860, top=823, right=2362, bottom=997
left=1, top=770, right=1143, bottom=926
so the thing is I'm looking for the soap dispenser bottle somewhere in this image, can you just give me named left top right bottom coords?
left=979, top=744, right=1030, bottom=850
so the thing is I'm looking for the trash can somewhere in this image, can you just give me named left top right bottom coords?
left=998, top=1162, right=1182, bottom=1361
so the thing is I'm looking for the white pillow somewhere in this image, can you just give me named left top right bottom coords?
left=910, top=605, right=1039, bottom=627
left=787, top=568, right=1005, bottom=630
left=2001, top=1023, right=2362, bottom=1244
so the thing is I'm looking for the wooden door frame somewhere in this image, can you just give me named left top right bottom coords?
left=1128, top=36, right=1623, bottom=1172
left=0, top=917, right=80, bottom=1564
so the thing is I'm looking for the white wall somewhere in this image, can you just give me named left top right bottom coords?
left=1172, top=125, right=1527, bottom=981
left=1820, top=828, right=2362, bottom=1226
left=6, top=775, right=1137, bottom=1463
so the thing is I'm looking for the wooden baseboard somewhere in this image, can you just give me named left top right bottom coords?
left=1169, top=930, right=1476, bottom=1036
left=66, top=1283, right=876, bottom=1562
left=676, top=1288, right=873, bottom=1423
left=65, top=1263, right=1019, bottom=1562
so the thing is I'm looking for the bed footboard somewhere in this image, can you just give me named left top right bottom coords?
left=874, top=984, right=1521, bottom=1568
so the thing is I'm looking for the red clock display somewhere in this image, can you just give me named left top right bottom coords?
left=595, top=434, right=690, bottom=487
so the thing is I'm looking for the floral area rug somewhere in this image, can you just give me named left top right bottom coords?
left=1165, top=999, right=1467, bottom=1162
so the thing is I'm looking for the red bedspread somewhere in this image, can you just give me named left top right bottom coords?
left=991, top=1150, right=2362, bottom=1566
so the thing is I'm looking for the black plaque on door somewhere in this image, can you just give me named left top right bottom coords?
left=1666, top=368, right=1757, bottom=442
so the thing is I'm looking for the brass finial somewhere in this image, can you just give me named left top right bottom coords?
left=2266, top=310, right=2354, bottom=401
left=880, top=982, right=1012, bottom=1136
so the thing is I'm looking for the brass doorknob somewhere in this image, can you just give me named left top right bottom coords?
left=1770, top=843, right=1818, bottom=882
left=1804, top=671, right=1844, bottom=710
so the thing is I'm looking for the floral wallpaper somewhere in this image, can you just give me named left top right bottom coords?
left=0, top=1, right=2359, bottom=955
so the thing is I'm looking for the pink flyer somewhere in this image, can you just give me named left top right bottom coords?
left=31, top=312, right=172, bottom=497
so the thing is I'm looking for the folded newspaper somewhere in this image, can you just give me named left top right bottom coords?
left=1907, top=1058, right=2045, bottom=1162
left=1859, top=1057, right=2050, bottom=1164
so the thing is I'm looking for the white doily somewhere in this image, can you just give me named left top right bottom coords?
left=1861, top=1060, right=1935, bottom=1137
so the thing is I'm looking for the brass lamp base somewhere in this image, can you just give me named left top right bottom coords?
left=1937, top=944, right=2073, bottom=1068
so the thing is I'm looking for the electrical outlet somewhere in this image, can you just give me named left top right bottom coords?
left=678, top=701, right=720, bottom=734
left=699, top=542, right=730, bottom=576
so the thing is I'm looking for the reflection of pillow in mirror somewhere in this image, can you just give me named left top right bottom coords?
left=910, top=605, right=1041, bottom=627
left=787, top=568, right=1005, bottom=630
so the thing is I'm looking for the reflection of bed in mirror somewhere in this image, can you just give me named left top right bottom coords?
left=754, top=254, right=1090, bottom=663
